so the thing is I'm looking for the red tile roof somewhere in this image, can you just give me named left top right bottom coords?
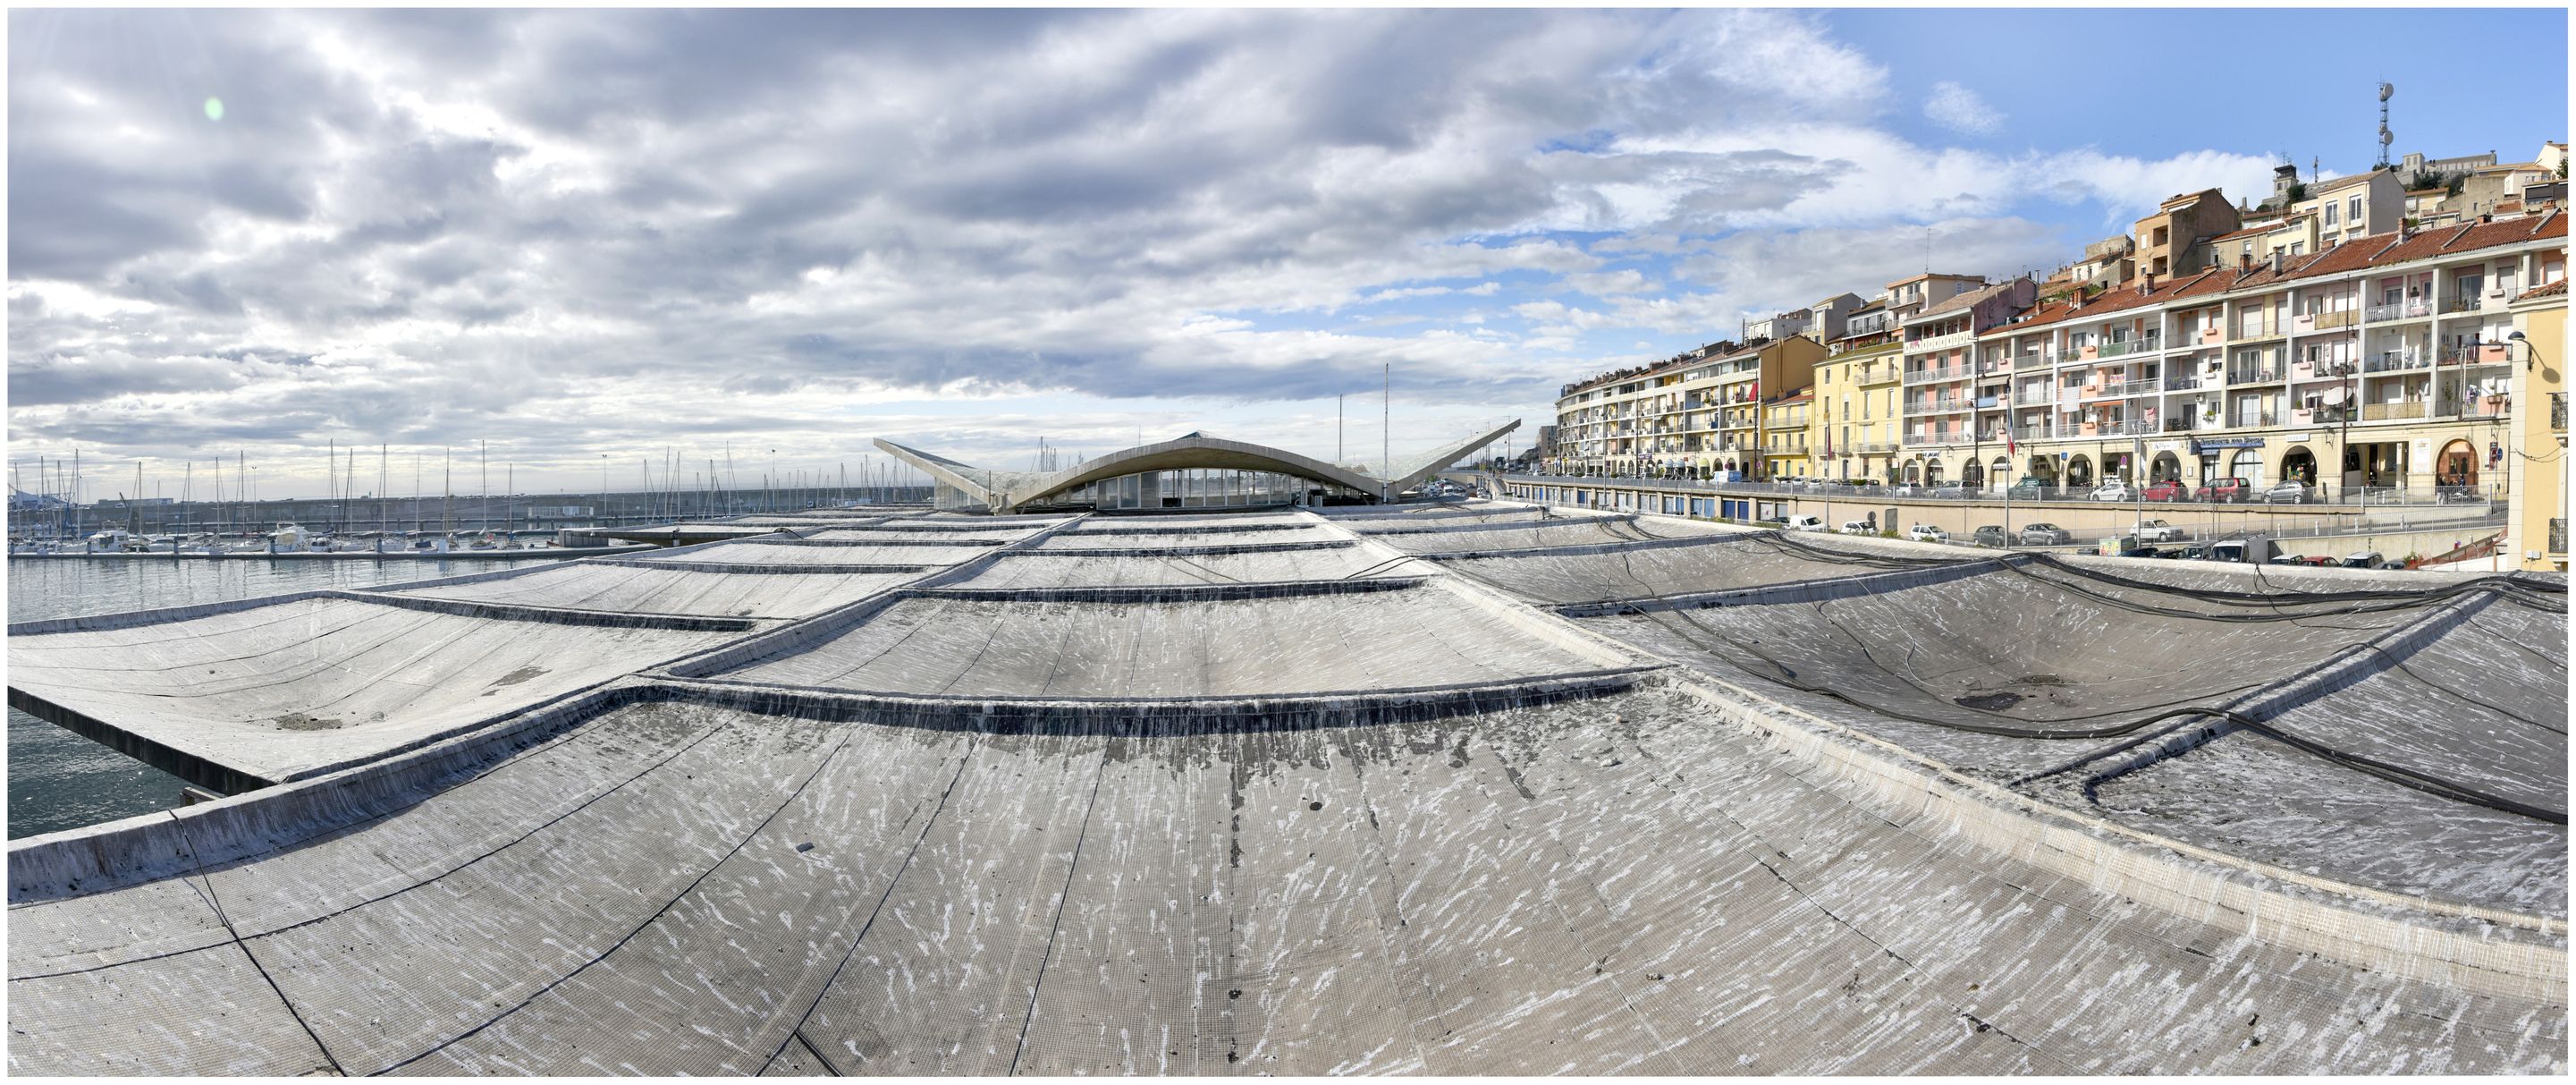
left=2517, top=278, right=2568, bottom=301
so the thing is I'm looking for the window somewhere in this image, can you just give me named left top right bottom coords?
left=2323, top=203, right=2337, bottom=226
left=2347, top=195, right=2362, bottom=222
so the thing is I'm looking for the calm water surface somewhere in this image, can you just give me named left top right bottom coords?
left=7, top=555, right=566, bottom=838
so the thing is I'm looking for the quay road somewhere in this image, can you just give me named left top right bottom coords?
left=1470, top=470, right=2509, bottom=557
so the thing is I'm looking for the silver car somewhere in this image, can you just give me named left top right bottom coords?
left=2262, top=480, right=2311, bottom=504
left=2018, top=522, right=2072, bottom=545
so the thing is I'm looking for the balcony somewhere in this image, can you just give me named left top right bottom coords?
left=2445, top=295, right=2485, bottom=314
left=1850, top=440, right=1897, bottom=454
left=2233, top=411, right=2281, bottom=428
left=2097, top=335, right=2160, bottom=359
left=2163, top=373, right=2204, bottom=391
left=1911, top=328, right=1975, bottom=353
left=2440, top=343, right=2513, bottom=366
left=2361, top=402, right=2428, bottom=421
left=1906, top=396, right=1972, bottom=414
left=2445, top=395, right=2512, bottom=421
left=2364, top=352, right=2430, bottom=374
left=2226, top=367, right=2284, bottom=385
left=2312, top=309, right=2359, bottom=331
left=2366, top=299, right=2434, bottom=322
left=2014, top=387, right=2058, bottom=407
left=1902, top=363, right=1972, bottom=386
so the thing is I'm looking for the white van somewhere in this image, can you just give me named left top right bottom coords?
left=1839, top=519, right=1876, bottom=535
left=1783, top=514, right=1827, bottom=532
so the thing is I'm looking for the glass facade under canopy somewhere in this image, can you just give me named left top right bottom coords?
left=1045, top=468, right=1364, bottom=510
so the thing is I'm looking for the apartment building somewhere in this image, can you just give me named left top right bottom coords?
left=1761, top=386, right=1815, bottom=478
left=1897, top=276, right=2036, bottom=484
left=2506, top=279, right=2567, bottom=571
left=1811, top=299, right=1905, bottom=481
left=1988, top=211, right=2565, bottom=494
left=1549, top=336, right=1827, bottom=479
left=2295, top=169, right=2404, bottom=249
left=2133, top=189, right=2242, bottom=279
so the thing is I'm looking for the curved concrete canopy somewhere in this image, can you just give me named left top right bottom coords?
left=875, top=420, right=1520, bottom=513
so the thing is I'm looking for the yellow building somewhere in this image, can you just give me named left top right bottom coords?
left=2508, top=279, right=2567, bottom=570
left=1762, top=386, right=1814, bottom=478
left=1813, top=338, right=1904, bottom=481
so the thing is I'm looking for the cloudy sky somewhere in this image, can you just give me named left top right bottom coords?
left=10, top=7, right=2566, bottom=499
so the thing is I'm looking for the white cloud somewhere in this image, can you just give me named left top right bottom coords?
left=1923, top=81, right=2002, bottom=135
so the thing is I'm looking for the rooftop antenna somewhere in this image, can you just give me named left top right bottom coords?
left=2376, top=81, right=2395, bottom=171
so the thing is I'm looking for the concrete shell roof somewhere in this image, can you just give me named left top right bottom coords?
left=4, top=499, right=2566, bottom=1074
left=876, top=421, right=1519, bottom=511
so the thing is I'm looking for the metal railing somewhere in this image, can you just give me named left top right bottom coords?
left=2227, top=367, right=2284, bottom=384
left=2445, top=295, right=2484, bottom=313
left=2163, top=374, right=2204, bottom=391
left=1501, top=470, right=2516, bottom=511
left=2312, top=309, right=2359, bottom=330
left=2366, top=299, right=2434, bottom=322
left=2014, top=387, right=2059, bottom=406
left=2361, top=402, right=2428, bottom=421
left=1903, top=364, right=1972, bottom=385
left=2440, top=345, right=2507, bottom=366
left=2364, top=352, right=2430, bottom=373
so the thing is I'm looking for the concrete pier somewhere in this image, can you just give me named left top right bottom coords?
left=6, top=500, right=2564, bottom=1073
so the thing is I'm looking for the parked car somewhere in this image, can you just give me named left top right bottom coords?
left=1906, top=524, right=1950, bottom=544
left=2007, top=479, right=2047, bottom=499
left=2018, top=522, right=2072, bottom=546
left=2261, top=480, right=2312, bottom=504
left=1971, top=525, right=2009, bottom=547
left=2088, top=482, right=2134, bottom=502
left=2193, top=477, right=2251, bottom=504
left=2134, top=519, right=2187, bottom=543
left=1924, top=481, right=1969, bottom=498
left=2340, top=551, right=2387, bottom=570
left=2268, top=554, right=2335, bottom=567
left=1839, top=519, right=1877, bottom=535
left=2140, top=479, right=2194, bottom=503
left=1783, top=514, right=1828, bottom=531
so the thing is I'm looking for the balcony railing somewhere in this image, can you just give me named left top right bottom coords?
left=2163, top=417, right=2201, bottom=433
left=1850, top=440, right=1897, bottom=454
left=1906, top=396, right=1972, bottom=414
left=2361, top=402, right=2428, bottom=421
left=2445, top=295, right=2485, bottom=314
left=2365, top=299, right=2434, bottom=322
left=1902, top=364, right=1972, bottom=385
left=2312, top=309, right=2359, bottom=330
left=2440, top=344, right=2511, bottom=366
left=2014, top=387, right=2058, bottom=406
left=2364, top=352, right=2430, bottom=374
left=2227, top=368, right=2285, bottom=385
left=2163, top=374, right=2204, bottom=391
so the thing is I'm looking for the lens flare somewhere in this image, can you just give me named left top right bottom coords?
left=202, top=97, right=224, bottom=121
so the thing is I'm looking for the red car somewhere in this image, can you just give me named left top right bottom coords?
left=2192, top=477, right=2251, bottom=504
left=2141, top=479, right=2195, bottom=502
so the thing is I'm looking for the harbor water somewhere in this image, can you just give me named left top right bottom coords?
left=6, top=555, right=566, bottom=839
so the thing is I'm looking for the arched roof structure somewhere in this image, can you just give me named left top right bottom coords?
left=874, top=420, right=1518, bottom=512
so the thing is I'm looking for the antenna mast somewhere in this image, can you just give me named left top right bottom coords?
left=2376, top=81, right=2395, bottom=171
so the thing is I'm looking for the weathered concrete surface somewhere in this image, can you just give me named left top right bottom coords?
left=381, top=563, right=932, bottom=619
left=8, top=688, right=2563, bottom=1075
left=6, top=497, right=2565, bottom=1075
left=703, top=583, right=1610, bottom=699
left=5, top=595, right=753, bottom=787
